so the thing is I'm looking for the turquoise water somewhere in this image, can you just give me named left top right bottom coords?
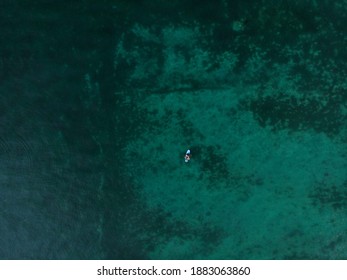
left=1, top=0, right=347, bottom=259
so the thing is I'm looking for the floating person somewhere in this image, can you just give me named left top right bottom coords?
left=184, top=149, right=191, bottom=163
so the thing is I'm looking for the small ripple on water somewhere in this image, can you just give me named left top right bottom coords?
left=0, top=135, right=11, bottom=154
left=0, top=134, right=35, bottom=172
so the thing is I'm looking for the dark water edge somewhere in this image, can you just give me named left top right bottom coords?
left=0, top=0, right=138, bottom=259
left=1, top=0, right=347, bottom=259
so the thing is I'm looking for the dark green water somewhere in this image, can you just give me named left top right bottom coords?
left=1, top=0, right=347, bottom=259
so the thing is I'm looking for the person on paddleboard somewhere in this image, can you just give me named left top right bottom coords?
left=184, top=149, right=191, bottom=162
